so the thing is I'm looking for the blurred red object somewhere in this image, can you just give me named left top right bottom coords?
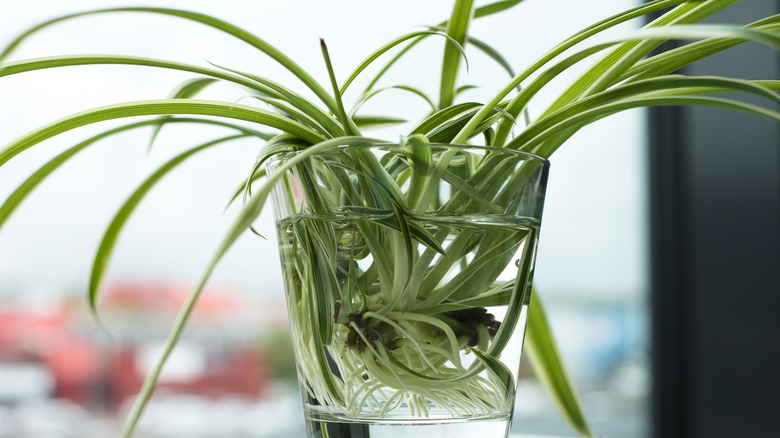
left=0, top=310, right=101, bottom=405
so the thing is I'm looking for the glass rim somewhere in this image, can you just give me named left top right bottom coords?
left=264, top=142, right=550, bottom=169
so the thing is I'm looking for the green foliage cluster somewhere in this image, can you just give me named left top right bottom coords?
left=1, top=1, right=778, bottom=436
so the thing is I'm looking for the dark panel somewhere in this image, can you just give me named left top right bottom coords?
left=649, top=103, right=692, bottom=438
left=650, top=2, right=780, bottom=438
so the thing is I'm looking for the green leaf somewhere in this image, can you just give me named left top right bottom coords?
left=0, top=55, right=342, bottom=137
left=0, top=99, right=326, bottom=167
left=483, top=231, right=535, bottom=357
left=473, top=0, right=526, bottom=18
left=607, top=23, right=780, bottom=50
left=510, top=95, right=780, bottom=156
left=376, top=214, right=446, bottom=255
left=242, top=95, right=332, bottom=137
left=357, top=0, right=526, bottom=94
left=352, top=115, right=407, bottom=129
left=425, top=230, right=528, bottom=305
left=340, top=30, right=465, bottom=97
left=0, top=7, right=339, bottom=113
left=441, top=169, right=503, bottom=214
left=0, top=54, right=282, bottom=98
left=89, top=134, right=250, bottom=317
left=225, top=134, right=311, bottom=215
left=351, top=85, right=437, bottom=116
left=525, top=290, right=595, bottom=437
left=0, top=118, right=269, bottom=232
left=297, top=218, right=339, bottom=344
left=511, top=75, right=780, bottom=154
left=320, top=39, right=359, bottom=136
left=621, top=17, right=780, bottom=82
left=224, top=167, right=266, bottom=212
left=208, top=61, right=344, bottom=137
left=410, top=102, right=483, bottom=136
left=453, top=0, right=719, bottom=144
left=119, top=136, right=384, bottom=437
left=415, top=281, right=514, bottom=314
left=427, top=105, right=504, bottom=143
left=540, top=7, right=767, bottom=118
left=148, top=78, right=218, bottom=150
left=3, top=2, right=776, bottom=436
left=470, top=348, right=515, bottom=408
left=491, top=23, right=780, bottom=147
left=439, top=0, right=474, bottom=108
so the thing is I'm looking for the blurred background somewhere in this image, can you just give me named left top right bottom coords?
left=4, top=1, right=772, bottom=437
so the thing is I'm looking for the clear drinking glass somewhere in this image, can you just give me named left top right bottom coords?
left=266, top=143, right=549, bottom=438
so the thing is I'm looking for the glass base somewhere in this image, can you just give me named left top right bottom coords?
left=304, top=415, right=511, bottom=438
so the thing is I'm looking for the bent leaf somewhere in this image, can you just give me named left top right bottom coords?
left=89, top=134, right=251, bottom=318
left=0, top=118, right=268, bottom=231
left=526, top=290, right=595, bottom=437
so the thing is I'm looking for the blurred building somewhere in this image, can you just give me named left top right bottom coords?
left=0, top=281, right=288, bottom=412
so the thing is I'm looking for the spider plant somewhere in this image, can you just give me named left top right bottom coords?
left=265, top=140, right=549, bottom=437
left=1, top=0, right=779, bottom=437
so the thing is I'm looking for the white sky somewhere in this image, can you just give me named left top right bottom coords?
left=0, top=0, right=646, bottom=304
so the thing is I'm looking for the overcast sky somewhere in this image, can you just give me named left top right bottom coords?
left=0, top=0, right=645, bottom=304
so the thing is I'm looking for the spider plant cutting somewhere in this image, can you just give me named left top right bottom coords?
left=266, top=141, right=549, bottom=438
left=1, top=1, right=779, bottom=437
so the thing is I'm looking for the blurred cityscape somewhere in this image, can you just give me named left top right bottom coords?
left=0, top=281, right=648, bottom=437
left=0, top=280, right=303, bottom=437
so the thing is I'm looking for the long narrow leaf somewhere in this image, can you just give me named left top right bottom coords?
left=359, top=0, right=527, bottom=93
left=621, top=17, right=780, bottom=82
left=0, top=55, right=341, bottom=137
left=452, top=0, right=694, bottom=144
left=351, top=85, right=437, bottom=116
left=208, top=61, right=344, bottom=137
left=513, top=96, right=780, bottom=156
left=410, top=102, right=483, bottom=136
left=119, top=136, right=384, bottom=437
left=471, top=348, right=515, bottom=409
left=516, top=75, right=780, bottom=150
left=540, top=1, right=747, bottom=117
left=525, top=290, right=595, bottom=437
left=148, top=78, right=218, bottom=150
left=473, top=0, right=526, bottom=18
left=352, top=115, right=407, bottom=129
left=0, top=118, right=269, bottom=230
left=0, top=99, right=326, bottom=167
left=439, top=0, right=474, bottom=108
left=0, top=55, right=281, bottom=98
left=340, top=30, right=464, bottom=96
left=242, top=95, right=332, bottom=137
left=89, top=134, right=250, bottom=316
left=486, top=22, right=780, bottom=146
left=321, top=39, right=359, bottom=136
left=0, top=7, right=339, bottom=113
